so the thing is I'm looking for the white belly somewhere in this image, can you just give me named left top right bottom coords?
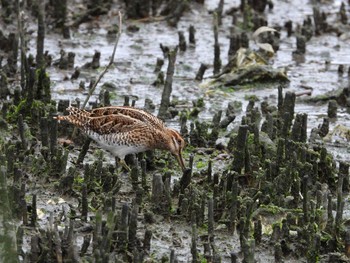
left=87, top=131, right=147, bottom=159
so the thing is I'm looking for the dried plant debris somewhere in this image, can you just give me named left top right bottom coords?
left=208, top=27, right=289, bottom=88
left=324, top=124, right=350, bottom=144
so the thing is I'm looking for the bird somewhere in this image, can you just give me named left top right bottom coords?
left=54, top=106, right=186, bottom=171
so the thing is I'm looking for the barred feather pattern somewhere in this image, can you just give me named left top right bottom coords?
left=54, top=106, right=186, bottom=170
left=55, top=106, right=91, bottom=129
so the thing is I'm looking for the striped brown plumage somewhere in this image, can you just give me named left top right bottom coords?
left=55, top=106, right=186, bottom=171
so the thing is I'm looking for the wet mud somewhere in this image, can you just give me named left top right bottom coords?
left=0, top=0, right=350, bottom=262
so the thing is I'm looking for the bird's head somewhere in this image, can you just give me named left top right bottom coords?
left=167, top=129, right=186, bottom=171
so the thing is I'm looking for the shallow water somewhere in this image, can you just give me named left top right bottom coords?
left=35, top=1, right=349, bottom=149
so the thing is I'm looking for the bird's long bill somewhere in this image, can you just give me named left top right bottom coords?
left=176, top=152, right=186, bottom=171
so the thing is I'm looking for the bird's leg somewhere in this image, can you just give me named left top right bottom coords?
left=119, top=159, right=131, bottom=172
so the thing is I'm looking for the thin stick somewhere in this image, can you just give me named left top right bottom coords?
left=81, top=11, right=123, bottom=109
left=72, top=11, right=122, bottom=137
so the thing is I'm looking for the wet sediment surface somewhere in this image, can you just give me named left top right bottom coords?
left=0, top=0, right=350, bottom=262
left=44, top=0, right=350, bottom=159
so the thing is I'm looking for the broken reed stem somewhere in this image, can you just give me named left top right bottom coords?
left=0, top=166, right=20, bottom=261
left=72, top=11, right=123, bottom=137
left=17, top=0, right=27, bottom=90
left=31, top=194, right=37, bottom=227
left=213, top=11, right=221, bottom=75
left=158, top=46, right=178, bottom=119
left=36, top=0, right=45, bottom=67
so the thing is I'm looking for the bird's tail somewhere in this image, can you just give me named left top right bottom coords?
left=54, top=106, right=91, bottom=128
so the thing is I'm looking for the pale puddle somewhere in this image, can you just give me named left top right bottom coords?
left=41, top=1, right=349, bottom=148
left=23, top=0, right=350, bottom=262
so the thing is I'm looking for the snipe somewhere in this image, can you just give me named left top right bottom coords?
left=55, top=106, right=186, bottom=171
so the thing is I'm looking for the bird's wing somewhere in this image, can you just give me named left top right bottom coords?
left=86, top=113, right=151, bottom=135
left=90, top=106, right=165, bottom=130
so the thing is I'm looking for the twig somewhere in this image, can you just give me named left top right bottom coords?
left=131, top=16, right=166, bottom=23
left=295, top=90, right=312, bottom=97
left=72, top=11, right=122, bottom=138
left=81, top=11, right=123, bottom=109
